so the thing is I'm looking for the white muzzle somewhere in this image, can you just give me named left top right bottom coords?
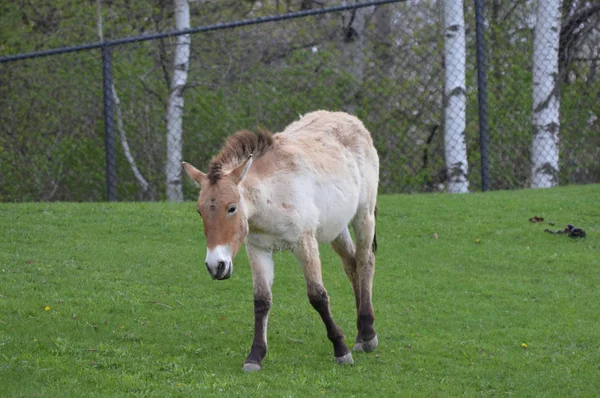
left=205, top=245, right=233, bottom=280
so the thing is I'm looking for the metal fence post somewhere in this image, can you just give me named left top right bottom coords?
left=102, top=45, right=117, bottom=201
left=474, top=0, right=490, bottom=191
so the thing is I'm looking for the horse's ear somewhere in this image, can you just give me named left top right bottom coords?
left=182, top=162, right=207, bottom=187
left=229, top=155, right=253, bottom=185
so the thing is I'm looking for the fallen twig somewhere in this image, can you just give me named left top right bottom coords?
left=544, top=224, right=586, bottom=238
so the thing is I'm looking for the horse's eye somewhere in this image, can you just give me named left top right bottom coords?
left=228, top=205, right=237, bottom=214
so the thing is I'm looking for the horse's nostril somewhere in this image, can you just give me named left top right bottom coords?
left=218, top=261, right=226, bottom=275
left=205, top=262, right=210, bottom=271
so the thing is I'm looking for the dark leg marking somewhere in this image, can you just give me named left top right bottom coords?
left=307, top=285, right=351, bottom=360
left=243, top=296, right=271, bottom=371
left=331, top=230, right=364, bottom=349
left=358, top=251, right=376, bottom=343
left=352, top=212, right=378, bottom=353
left=297, top=233, right=352, bottom=364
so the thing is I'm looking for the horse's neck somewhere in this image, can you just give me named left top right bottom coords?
left=240, top=183, right=259, bottom=223
left=241, top=179, right=276, bottom=233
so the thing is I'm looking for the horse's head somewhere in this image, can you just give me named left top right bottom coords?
left=182, top=156, right=253, bottom=280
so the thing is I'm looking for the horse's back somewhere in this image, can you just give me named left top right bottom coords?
left=280, top=111, right=378, bottom=175
left=283, top=111, right=374, bottom=149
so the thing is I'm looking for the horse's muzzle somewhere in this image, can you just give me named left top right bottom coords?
left=205, top=245, right=233, bottom=280
left=206, top=260, right=232, bottom=280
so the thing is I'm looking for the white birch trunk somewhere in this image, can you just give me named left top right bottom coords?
left=166, top=0, right=191, bottom=201
left=531, top=0, right=562, bottom=188
left=443, top=0, right=469, bottom=193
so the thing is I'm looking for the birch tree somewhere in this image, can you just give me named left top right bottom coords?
left=531, top=0, right=562, bottom=188
left=166, top=0, right=191, bottom=201
left=443, top=0, right=469, bottom=193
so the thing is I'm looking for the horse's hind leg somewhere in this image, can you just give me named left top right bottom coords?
left=295, top=232, right=353, bottom=365
left=351, top=209, right=378, bottom=352
left=331, top=228, right=362, bottom=350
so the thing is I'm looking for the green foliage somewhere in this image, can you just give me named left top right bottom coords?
left=1, top=1, right=599, bottom=201
left=560, top=78, right=600, bottom=184
left=1, top=185, right=599, bottom=396
left=0, top=49, right=104, bottom=201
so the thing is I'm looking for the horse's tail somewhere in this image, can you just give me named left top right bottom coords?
left=372, top=203, right=378, bottom=255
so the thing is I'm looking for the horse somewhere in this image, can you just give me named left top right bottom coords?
left=183, top=110, right=379, bottom=371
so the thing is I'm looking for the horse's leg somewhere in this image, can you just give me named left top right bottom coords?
left=351, top=208, right=378, bottom=352
left=295, top=232, right=353, bottom=365
left=242, top=244, right=274, bottom=372
left=331, top=228, right=362, bottom=350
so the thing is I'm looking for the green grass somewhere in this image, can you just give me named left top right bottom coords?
left=1, top=185, right=599, bottom=397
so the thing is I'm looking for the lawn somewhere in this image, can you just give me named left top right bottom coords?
left=1, top=185, right=599, bottom=397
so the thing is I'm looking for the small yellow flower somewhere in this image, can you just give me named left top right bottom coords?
left=34, top=338, right=38, bottom=342
left=521, top=343, right=528, bottom=349
left=178, top=383, right=182, bottom=387
left=44, top=306, right=51, bottom=311
left=475, top=239, right=481, bottom=244
left=120, top=325, right=124, bottom=329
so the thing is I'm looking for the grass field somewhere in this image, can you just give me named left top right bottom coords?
left=1, top=185, right=599, bottom=397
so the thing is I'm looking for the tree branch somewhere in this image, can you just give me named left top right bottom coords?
left=111, top=83, right=152, bottom=197
left=559, top=3, right=600, bottom=81
left=97, top=0, right=152, bottom=198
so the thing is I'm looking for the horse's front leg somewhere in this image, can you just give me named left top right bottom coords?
left=243, top=244, right=274, bottom=372
left=294, top=232, right=353, bottom=365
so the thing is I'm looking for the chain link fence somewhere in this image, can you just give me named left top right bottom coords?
left=487, top=0, right=600, bottom=189
left=0, top=0, right=599, bottom=201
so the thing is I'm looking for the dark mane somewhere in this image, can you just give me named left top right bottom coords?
left=207, top=129, right=273, bottom=185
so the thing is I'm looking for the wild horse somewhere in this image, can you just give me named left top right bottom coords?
left=183, top=111, right=379, bottom=371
